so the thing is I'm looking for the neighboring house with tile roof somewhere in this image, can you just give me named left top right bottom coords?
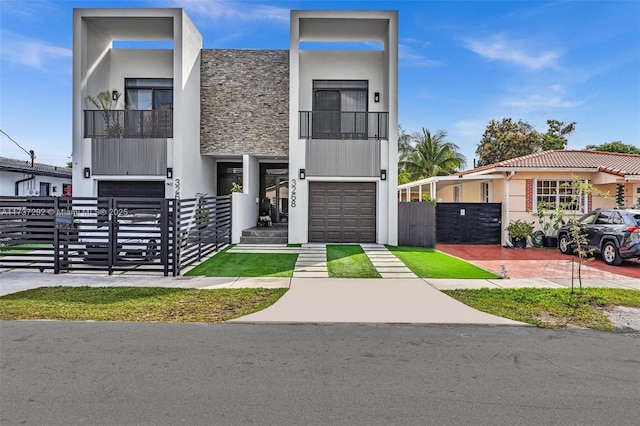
left=0, top=156, right=72, bottom=197
left=398, top=150, right=640, bottom=246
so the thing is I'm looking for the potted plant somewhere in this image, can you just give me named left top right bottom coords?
left=506, top=219, right=535, bottom=248
left=87, top=90, right=126, bottom=137
left=535, top=201, right=566, bottom=248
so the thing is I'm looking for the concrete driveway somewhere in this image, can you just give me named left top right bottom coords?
left=231, top=278, right=523, bottom=324
left=437, top=244, right=640, bottom=280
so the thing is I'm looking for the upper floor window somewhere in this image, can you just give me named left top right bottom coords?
left=535, top=179, right=586, bottom=212
left=312, top=80, right=368, bottom=139
left=125, top=78, right=173, bottom=110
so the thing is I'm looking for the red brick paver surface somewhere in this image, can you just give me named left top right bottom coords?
left=437, top=244, right=640, bottom=280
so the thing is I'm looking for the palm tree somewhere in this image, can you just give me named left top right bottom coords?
left=397, top=124, right=414, bottom=162
left=400, top=128, right=466, bottom=181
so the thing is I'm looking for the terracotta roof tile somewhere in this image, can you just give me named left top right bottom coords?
left=459, top=150, right=640, bottom=177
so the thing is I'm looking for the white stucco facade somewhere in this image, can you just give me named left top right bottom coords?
left=72, top=8, right=214, bottom=199
left=72, top=8, right=399, bottom=245
left=289, top=10, right=398, bottom=245
left=0, top=171, right=71, bottom=197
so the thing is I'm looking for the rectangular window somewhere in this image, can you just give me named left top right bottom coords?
left=312, top=80, right=368, bottom=139
left=535, top=179, right=585, bottom=212
left=481, top=182, right=489, bottom=203
left=453, top=185, right=461, bottom=203
left=123, top=78, right=173, bottom=138
left=125, top=78, right=173, bottom=110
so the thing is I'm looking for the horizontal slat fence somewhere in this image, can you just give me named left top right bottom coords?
left=0, top=195, right=231, bottom=276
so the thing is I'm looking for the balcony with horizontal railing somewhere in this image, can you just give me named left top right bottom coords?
left=84, top=110, right=173, bottom=139
left=299, top=111, right=388, bottom=140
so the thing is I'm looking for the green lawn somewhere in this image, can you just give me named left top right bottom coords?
left=326, top=245, right=381, bottom=278
left=0, top=286, right=287, bottom=323
left=444, top=287, right=640, bottom=330
left=387, top=246, right=500, bottom=279
left=185, top=245, right=298, bottom=277
left=0, top=243, right=52, bottom=256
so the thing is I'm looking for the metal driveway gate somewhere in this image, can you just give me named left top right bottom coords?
left=436, top=203, right=502, bottom=244
left=398, top=202, right=436, bottom=248
left=0, top=195, right=231, bottom=275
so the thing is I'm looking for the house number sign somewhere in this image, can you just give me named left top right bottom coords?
left=290, top=178, right=297, bottom=208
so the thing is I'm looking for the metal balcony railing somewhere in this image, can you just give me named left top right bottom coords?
left=299, top=111, right=389, bottom=140
left=84, top=110, right=173, bottom=138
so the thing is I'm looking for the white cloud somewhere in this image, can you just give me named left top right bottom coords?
left=500, top=93, right=583, bottom=111
left=167, top=0, right=289, bottom=23
left=453, top=120, right=486, bottom=138
left=399, top=44, right=441, bottom=67
left=416, top=92, right=434, bottom=100
left=462, top=33, right=561, bottom=71
left=0, top=30, right=71, bottom=69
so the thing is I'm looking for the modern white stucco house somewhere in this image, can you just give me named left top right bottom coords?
left=72, top=8, right=398, bottom=245
left=72, top=8, right=210, bottom=200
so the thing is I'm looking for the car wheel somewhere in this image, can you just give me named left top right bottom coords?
left=558, top=234, right=572, bottom=255
left=602, top=241, right=623, bottom=266
left=145, top=240, right=158, bottom=261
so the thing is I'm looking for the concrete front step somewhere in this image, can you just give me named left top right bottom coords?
left=242, top=228, right=289, bottom=238
left=238, top=236, right=289, bottom=244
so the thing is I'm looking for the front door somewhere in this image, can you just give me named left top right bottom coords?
left=260, top=163, right=288, bottom=224
left=273, top=177, right=289, bottom=223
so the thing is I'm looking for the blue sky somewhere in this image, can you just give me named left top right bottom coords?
left=1, top=0, right=639, bottom=168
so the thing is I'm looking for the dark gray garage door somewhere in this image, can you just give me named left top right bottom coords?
left=97, top=181, right=166, bottom=198
left=309, top=182, right=376, bottom=243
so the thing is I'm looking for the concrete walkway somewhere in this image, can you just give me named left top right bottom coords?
left=229, top=243, right=419, bottom=279
left=227, top=243, right=329, bottom=278
left=360, top=243, right=417, bottom=278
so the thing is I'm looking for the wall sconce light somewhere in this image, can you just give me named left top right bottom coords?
left=380, top=169, right=387, bottom=181
left=83, top=167, right=91, bottom=178
left=299, top=168, right=306, bottom=180
left=374, top=92, right=380, bottom=103
left=166, top=167, right=173, bottom=179
left=112, top=90, right=119, bottom=101
left=52, top=186, right=57, bottom=193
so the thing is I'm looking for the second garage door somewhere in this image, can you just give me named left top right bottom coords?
left=97, top=181, right=166, bottom=198
left=309, top=182, right=376, bottom=243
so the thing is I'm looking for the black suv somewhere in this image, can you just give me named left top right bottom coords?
left=557, top=208, right=640, bottom=266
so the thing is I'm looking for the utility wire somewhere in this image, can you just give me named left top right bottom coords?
left=0, top=129, right=35, bottom=164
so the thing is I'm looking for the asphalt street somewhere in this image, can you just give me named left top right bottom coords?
left=1, top=321, right=639, bottom=426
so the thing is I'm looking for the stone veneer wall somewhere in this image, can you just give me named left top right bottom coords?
left=200, top=49, right=289, bottom=156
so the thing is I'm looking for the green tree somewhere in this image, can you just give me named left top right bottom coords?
left=400, top=128, right=466, bottom=180
left=539, top=119, right=576, bottom=151
left=397, top=124, right=414, bottom=162
left=475, top=118, right=540, bottom=166
left=560, top=178, right=611, bottom=293
left=397, top=168, right=411, bottom=185
left=585, top=141, right=640, bottom=154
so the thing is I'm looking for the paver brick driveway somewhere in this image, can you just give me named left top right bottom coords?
left=437, top=244, right=640, bottom=280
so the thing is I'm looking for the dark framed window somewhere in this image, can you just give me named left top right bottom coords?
left=312, top=80, right=368, bottom=139
left=217, top=162, right=243, bottom=195
left=125, top=78, right=173, bottom=110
